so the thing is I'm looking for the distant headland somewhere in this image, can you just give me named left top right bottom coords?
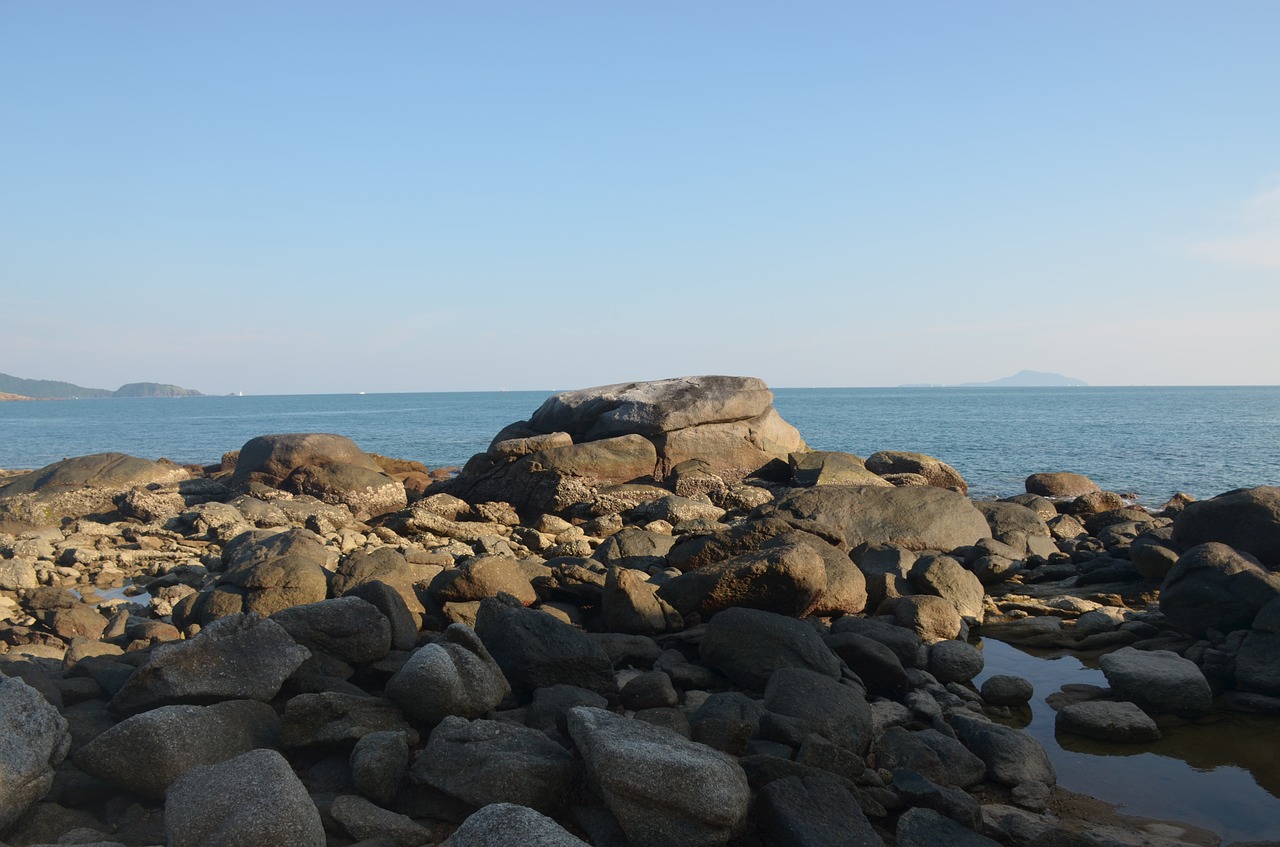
left=901, top=370, right=1088, bottom=388
left=0, top=372, right=202, bottom=400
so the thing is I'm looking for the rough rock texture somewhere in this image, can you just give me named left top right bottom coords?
left=109, top=613, right=310, bottom=715
left=74, top=700, right=280, bottom=799
left=1025, top=472, right=1100, bottom=498
left=447, top=803, right=591, bottom=847
left=950, top=713, right=1056, bottom=788
left=0, top=452, right=188, bottom=527
left=445, top=377, right=806, bottom=512
left=1158, top=542, right=1280, bottom=637
left=755, top=773, right=885, bottom=846
left=1055, top=701, right=1161, bottom=742
left=763, top=667, right=873, bottom=754
left=230, top=432, right=405, bottom=519
left=657, top=538, right=828, bottom=619
left=474, top=598, right=618, bottom=700
left=0, top=677, right=72, bottom=831
left=1098, top=647, right=1212, bottom=717
left=774, top=486, right=991, bottom=552
left=1171, top=486, right=1280, bottom=567
left=790, top=451, right=890, bottom=487
left=194, top=528, right=333, bottom=622
left=699, top=607, right=841, bottom=691
left=412, top=716, right=575, bottom=815
left=270, top=596, right=393, bottom=666
left=866, top=451, right=968, bottom=494
left=385, top=624, right=511, bottom=724
left=164, top=748, right=325, bottom=847
left=567, top=706, right=751, bottom=847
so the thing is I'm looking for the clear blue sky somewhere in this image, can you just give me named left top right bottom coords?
left=3, top=2, right=1277, bottom=394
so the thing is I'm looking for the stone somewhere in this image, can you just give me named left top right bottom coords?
left=950, top=714, right=1056, bottom=788
left=447, top=803, right=590, bottom=847
left=1025, top=472, right=1100, bottom=498
left=230, top=434, right=405, bottom=520
left=1235, top=630, right=1280, bottom=696
left=473, top=598, right=617, bottom=700
left=755, top=773, right=885, bottom=846
left=980, top=675, right=1034, bottom=707
left=329, top=794, right=440, bottom=847
left=774, top=485, right=991, bottom=553
left=1159, top=542, right=1280, bottom=637
left=771, top=530, right=868, bottom=617
left=789, top=451, right=890, bottom=487
left=385, top=623, right=511, bottom=724
left=270, top=596, right=392, bottom=666
left=433, top=555, right=538, bottom=606
left=412, top=716, right=575, bottom=816
left=872, top=726, right=986, bottom=788
left=896, top=807, right=1001, bottom=847
left=1171, top=485, right=1280, bottom=566
left=699, top=606, right=841, bottom=691
left=0, top=452, right=188, bottom=527
left=891, top=594, right=963, bottom=642
left=891, top=768, right=982, bottom=830
left=73, top=699, right=279, bottom=799
left=927, top=639, right=984, bottom=684
left=567, top=705, right=751, bottom=847
left=656, top=537, right=828, bottom=619
left=909, top=553, right=985, bottom=622
left=1098, top=647, right=1212, bottom=717
left=824, top=632, right=909, bottom=698
left=593, top=527, right=676, bottom=570
left=0, top=676, right=71, bottom=831
left=199, top=528, right=332, bottom=622
left=164, top=748, right=325, bottom=847
left=1055, top=701, right=1161, bottom=742
left=620, top=670, right=680, bottom=710
left=866, top=451, right=968, bottom=494
left=109, top=613, right=310, bottom=715
left=601, top=566, right=684, bottom=635
left=764, top=667, right=873, bottom=754
left=351, top=730, right=409, bottom=806
left=830, top=616, right=924, bottom=668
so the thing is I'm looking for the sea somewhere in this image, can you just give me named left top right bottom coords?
left=1, top=386, right=1277, bottom=504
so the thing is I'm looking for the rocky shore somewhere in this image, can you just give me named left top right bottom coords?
left=1, top=375, right=1278, bottom=847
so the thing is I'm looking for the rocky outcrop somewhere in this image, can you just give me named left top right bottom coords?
left=443, top=376, right=805, bottom=514
left=1158, top=542, right=1280, bottom=637
left=1171, top=486, right=1280, bottom=567
left=231, top=433, right=407, bottom=520
left=0, top=452, right=188, bottom=528
left=865, top=451, right=968, bottom=494
left=772, top=485, right=991, bottom=553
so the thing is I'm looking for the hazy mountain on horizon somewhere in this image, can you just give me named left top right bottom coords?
left=0, top=372, right=202, bottom=399
left=960, top=369, right=1087, bottom=387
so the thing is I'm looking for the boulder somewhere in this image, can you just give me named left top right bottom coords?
left=0, top=452, right=188, bottom=527
left=385, top=624, right=511, bottom=724
left=1158, top=542, right=1280, bottom=637
left=897, top=807, right=1001, bottom=847
left=891, top=595, right=962, bottom=643
left=432, top=556, right=538, bottom=607
left=927, top=639, right=984, bottom=684
left=865, top=451, right=967, bottom=494
left=1098, top=647, right=1212, bottom=717
left=789, top=451, right=890, bottom=487
left=871, top=726, right=986, bottom=788
left=699, top=607, right=841, bottom=691
left=329, top=794, right=440, bottom=847
left=196, top=528, right=332, bottom=622
left=824, top=632, right=909, bottom=698
left=473, top=598, right=617, bottom=700
left=763, top=667, right=873, bottom=754
left=164, top=748, right=325, bottom=847
left=73, top=700, right=280, bottom=799
left=950, top=713, right=1056, bottom=788
left=1171, top=486, right=1280, bottom=566
left=601, top=566, right=684, bottom=635
left=755, top=773, right=884, bottom=847
left=412, top=716, right=575, bottom=815
left=1235, top=630, right=1280, bottom=696
left=1054, top=701, right=1160, bottom=743
left=0, top=676, right=71, bottom=831
left=908, top=554, right=984, bottom=622
left=774, top=486, right=991, bottom=553
left=1025, top=472, right=1100, bottom=498
left=109, top=613, right=310, bottom=715
left=567, top=705, right=751, bottom=847
left=980, top=675, right=1033, bottom=707
left=270, top=596, right=392, bottom=666
left=280, top=691, right=415, bottom=748
left=656, top=537, right=828, bottom=619
left=769, top=531, right=868, bottom=617
left=350, top=730, right=409, bottom=806
left=447, top=803, right=590, bottom=847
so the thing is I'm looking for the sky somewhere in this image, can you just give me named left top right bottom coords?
left=2, top=2, right=1278, bottom=394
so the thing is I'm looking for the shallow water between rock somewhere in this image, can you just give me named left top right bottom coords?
left=975, top=637, right=1280, bottom=843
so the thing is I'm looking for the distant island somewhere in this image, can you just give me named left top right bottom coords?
left=0, top=372, right=202, bottom=400
left=901, top=370, right=1088, bottom=388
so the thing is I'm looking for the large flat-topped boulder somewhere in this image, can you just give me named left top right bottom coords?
left=529, top=375, right=775, bottom=441
left=772, top=485, right=991, bottom=553
left=0, top=452, right=189, bottom=528
left=445, top=376, right=805, bottom=514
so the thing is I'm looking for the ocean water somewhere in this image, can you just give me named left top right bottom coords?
left=1, top=386, right=1277, bottom=504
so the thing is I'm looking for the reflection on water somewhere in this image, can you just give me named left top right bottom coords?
left=974, top=638, right=1280, bottom=843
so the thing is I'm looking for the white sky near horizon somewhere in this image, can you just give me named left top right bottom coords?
left=2, top=2, right=1278, bottom=395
